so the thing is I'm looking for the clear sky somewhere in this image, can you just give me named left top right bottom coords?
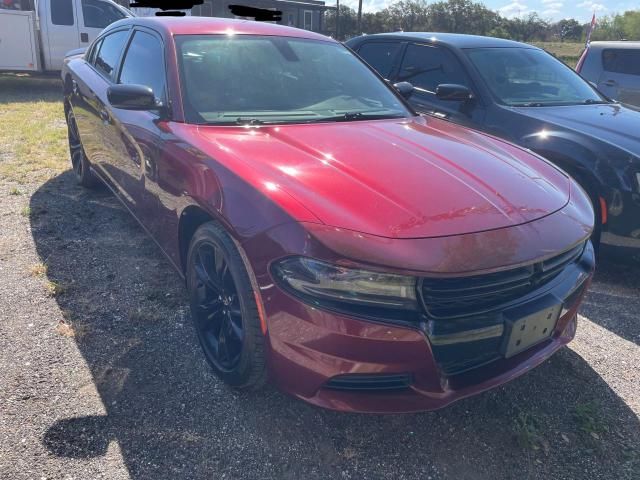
left=339, top=0, right=635, bottom=23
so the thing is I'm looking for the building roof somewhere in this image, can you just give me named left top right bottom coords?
left=117, top=16, right=333, bottom=40
left=352, top=32, right=537, bottom=49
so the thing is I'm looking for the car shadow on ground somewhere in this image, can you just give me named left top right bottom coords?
left=581, top=252, right=640, bottom=346
left=31, top=171, right=639, bottom=479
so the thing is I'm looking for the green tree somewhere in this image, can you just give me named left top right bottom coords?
left=324, top=4, right=358, bottom=40
left=557, top=19, right=583, bottom=42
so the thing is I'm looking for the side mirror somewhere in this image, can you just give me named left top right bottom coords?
left=393, top=81, right=414, bottom=99
left=435, top=84, right=474, bottom=102
left=107, top=84, right=158, bottom=110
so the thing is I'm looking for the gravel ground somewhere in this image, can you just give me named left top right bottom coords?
left=0, top=170, right=639, bottom=480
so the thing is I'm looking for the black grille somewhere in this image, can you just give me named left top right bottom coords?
left=420, top=243, right=584, bottom=319
left=324, top=373, right=413, bottom=391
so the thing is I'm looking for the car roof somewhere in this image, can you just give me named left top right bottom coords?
left=588, top=41, right=640, bottom=50
left=109, top=16, right=333, bottom=42
left=348, top=32, right=537, bottom=49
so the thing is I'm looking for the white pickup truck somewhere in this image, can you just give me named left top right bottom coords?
left=0, top=0, right=131, bottom=73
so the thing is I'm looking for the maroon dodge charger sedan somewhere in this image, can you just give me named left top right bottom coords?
left=61, top=17, right=595, bottom=413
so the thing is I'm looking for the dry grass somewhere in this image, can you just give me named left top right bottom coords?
left=532, top=42, right=585, bottom=67
left=56, top=311, right=89, bottom=338
left=45, top=280, right=67, bottom=297
left=0, top=74, right=69, bottom=184
left=30, top=262, right=48, bottom=277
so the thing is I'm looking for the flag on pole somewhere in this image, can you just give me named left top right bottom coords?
left=585, top=12, right=597, bottom=46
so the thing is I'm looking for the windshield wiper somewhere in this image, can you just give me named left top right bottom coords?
left=512, top=99, right=612, bottom=107
left=511, top=102, right=547, bottom=107
left=235, top=117, right=269, bottom=125
left=322, top=111, right=406, bottom=122
left=581, top=99, right=610, bottom=105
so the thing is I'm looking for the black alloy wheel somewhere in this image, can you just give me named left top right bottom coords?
left=192, top=241, right=244, bottom=370
left=187, top=222, right=267, bottom=388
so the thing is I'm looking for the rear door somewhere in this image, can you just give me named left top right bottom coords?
left=87, top=28, right=132, bottom=190
left=599, top=49, right=640, bottom=107
left=43, top=0, right=80, bottom=70
left=394, top=43, right=484, bottom=126
left=77, top=0, right=129, bottom=48
left=355, top=41, right=403, bottom=80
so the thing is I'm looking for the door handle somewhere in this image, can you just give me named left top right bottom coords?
left=603, top=79, right=618, bottom=87
left=80, top=33, right=89, bottom=43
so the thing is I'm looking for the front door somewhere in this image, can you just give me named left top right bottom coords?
left=107, top=28, right=169, bottom=236
left=43, top=0, right=80, bottom=70
left=395, top=43, right=484, bottom=126
left=599, top=49, right=640, bottom=107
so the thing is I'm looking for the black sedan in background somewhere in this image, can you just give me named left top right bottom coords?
left=347, top=33, right=640, bottom=253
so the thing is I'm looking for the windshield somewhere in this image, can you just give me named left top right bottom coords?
left=466, top=47, right=607, bottom=107
left=175, top=35, right=410, bottom=125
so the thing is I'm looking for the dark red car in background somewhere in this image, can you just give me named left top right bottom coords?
left=61, top=17, right=595, bottom=413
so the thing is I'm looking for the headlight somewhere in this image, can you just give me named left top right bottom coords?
left=271, top=256, right=420, bottom=322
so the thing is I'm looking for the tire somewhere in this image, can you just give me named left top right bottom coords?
left=66, top=108, right=99, bottom=189
left=186, top=221, right=267, bottom=389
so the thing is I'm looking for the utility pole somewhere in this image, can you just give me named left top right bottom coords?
left=336, top=0, right=340, bottom=40
left=357, top=0, right=362, bottom=34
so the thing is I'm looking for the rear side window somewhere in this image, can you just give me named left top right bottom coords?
left=398, top=44, right=471, bottom=93
left=82, top=0, right=126, bottom=29
left=357, top=42, right=402, bottom=79
left=94, top=30, right=129, bottom=80
left=88, top=38, right=103, bottom=64
left=602, top=49, right=640, bottom=76
left=51, top=0, right=74, bottom=26
left=119, top=31, right=166, bottom=104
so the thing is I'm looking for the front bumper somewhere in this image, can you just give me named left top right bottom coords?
left=261, top=242, right=595, bottom=413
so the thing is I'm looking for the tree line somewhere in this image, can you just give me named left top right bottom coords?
left=324, top=0, right=640, bottom=42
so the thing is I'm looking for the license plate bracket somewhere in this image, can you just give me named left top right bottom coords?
left=502, top=295, right=562, bottom=358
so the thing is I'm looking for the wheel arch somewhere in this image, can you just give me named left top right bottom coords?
left=177, top=202, right=268, bottom=335
left=530, top=146, right=605, bottom=249
left=522, top=132, right=605, bottom=224
left=534, top=149, right=603, bottom=215
left=177, top=204, right=218, bottom=275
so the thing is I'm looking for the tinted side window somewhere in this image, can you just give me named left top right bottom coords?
left=398, top=44, right=470, bottom=94
left=51, top=0, right=74, bottom=26
left=88, top=38, right=103, bottom=64
left=602, top=49, right=640, bottom=76
left=94, top=30, right=129, bottom=80
left=119, top=31, right=166, bottom=104
left=357, top=42, right=402, bottom=79
left=82, top=0, right=126, bottom=29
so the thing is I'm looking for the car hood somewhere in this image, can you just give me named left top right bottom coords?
left=194, top=116, right=570, bottom=239
left=511, top=103, right=640, bottom=156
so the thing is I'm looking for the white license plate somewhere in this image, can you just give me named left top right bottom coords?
left=504, top=303, right=561, bottom=358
